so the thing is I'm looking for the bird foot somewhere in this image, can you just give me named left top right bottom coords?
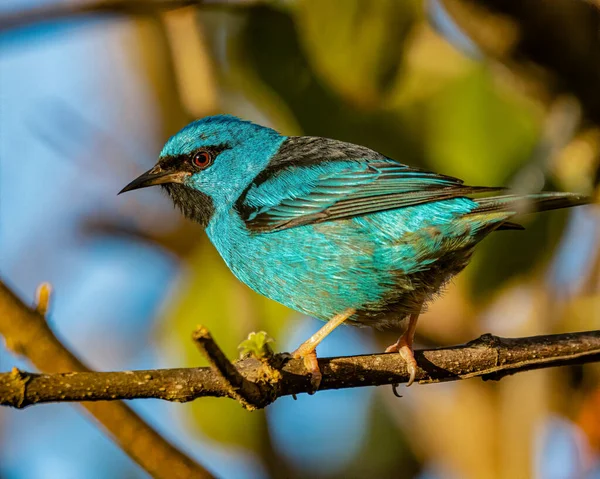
left=292, top=348, right=322, bottom=393
left=385, top=338, right=418, bottom=387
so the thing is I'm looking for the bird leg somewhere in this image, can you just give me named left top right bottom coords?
left=385, top=309, right=421, bottom=387
left=292, top=308, right=356, bottom=392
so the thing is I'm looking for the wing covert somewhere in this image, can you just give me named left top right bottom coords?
left=235, top=137, right=501, bottom=233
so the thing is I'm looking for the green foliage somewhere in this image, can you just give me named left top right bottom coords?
left=236, top=5, right=423, bottom=164
left=294, top=0, right=417, bottom=108
left=425, top=67, right=539, bottom=185
left=238, top=331, right=275, bottom=360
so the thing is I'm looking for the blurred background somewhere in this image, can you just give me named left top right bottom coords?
left=1, top=0, right=600, bottom=477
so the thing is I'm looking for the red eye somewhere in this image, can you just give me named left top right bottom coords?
left=192, top=151, right=212, bottom=169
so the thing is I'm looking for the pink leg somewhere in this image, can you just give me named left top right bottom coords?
left=385, top=310, right=421, bottom=387
left=293, top=308, right=356, bottom=391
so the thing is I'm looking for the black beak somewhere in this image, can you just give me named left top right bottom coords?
left=118, top=167, right=190, bottom=195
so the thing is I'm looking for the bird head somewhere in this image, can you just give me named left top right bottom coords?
left=119, top=115, right=284, bottom=227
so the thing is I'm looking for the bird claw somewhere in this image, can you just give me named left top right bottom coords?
left=386, top=338, right=418, bottom=387
left=292, top=348, right=322, bottom=394
left=400, top=350, right=418, bottom=387
left=391, top=383, right=403, bottom=398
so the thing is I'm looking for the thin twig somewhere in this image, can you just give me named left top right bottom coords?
left=192, top=326, right=266, bottom=409
left=0, top=280, right=214, bottom=479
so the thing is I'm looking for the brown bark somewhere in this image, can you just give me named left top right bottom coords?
left=0, top=281, right=214, bottom=479
left=2, top=280, right=599, bottom=411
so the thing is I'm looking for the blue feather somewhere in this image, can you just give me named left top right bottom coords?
left=122, top=115, right=591, bottom=332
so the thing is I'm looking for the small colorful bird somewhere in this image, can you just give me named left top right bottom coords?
left=120, top=115, right=590, bottom=388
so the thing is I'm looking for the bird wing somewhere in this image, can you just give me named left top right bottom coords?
left=236, top=140, right=502, bottom=233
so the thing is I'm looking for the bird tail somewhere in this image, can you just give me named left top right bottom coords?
left=473, top=192, right=591, bottom=214
left=468, top=192, right=592, bottom=230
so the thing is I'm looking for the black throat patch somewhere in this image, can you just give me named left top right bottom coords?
left=162, top=184, right=215, bottom=228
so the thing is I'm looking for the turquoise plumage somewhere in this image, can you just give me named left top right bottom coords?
left=120, top=115, right=590, bottom=388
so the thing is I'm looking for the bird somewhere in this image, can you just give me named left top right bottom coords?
left=120, top=115, right=591, bottom=389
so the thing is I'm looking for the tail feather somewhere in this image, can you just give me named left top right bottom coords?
left=497, top=221, right=526, bottom=231
left=472, top=192, right=591, bottom=216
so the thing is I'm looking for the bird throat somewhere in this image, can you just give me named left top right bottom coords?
left=161, top=184, right=215, bottom=228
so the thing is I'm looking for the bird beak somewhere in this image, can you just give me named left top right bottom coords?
left=118, top=167, right=190, bottom=195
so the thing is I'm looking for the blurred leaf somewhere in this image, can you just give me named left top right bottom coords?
left=426, top=67, right=539, bottom=185
left=236, top=5, right=424, bottom=166
left=294, top=0, right=417, bottom=109
left=388, top=23, right=474, bottom=109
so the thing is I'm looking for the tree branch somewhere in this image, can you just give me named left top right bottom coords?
left=0, top=280, right=214, bottom=479
left=0, top=0, right=262, bottom=32
left=1, top=279, right=599, bottom=411
left=2, top=330, right=600, bottom=408
left=193, top=326, right=266, bottom=408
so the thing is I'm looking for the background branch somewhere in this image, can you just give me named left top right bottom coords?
left=0, top=280, right=214, bottom=479
left=2, top=280, right=599, bottom=411
left=0, top=0, right=262, bottom=32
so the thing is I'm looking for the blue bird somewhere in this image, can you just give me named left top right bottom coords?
left=120, top=115, right=590, bottom=388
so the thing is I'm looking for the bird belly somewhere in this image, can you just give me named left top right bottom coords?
left=207, top=203, right=486, bottom=330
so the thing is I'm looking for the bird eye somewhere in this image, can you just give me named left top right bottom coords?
left=192, top=151, right=212, bottom=169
